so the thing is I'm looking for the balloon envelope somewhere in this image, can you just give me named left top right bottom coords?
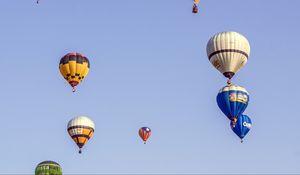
left=217, top=84, right=249, bottom=120
left=35, top=161, right=62, bottom=175
left=139, top=127, right=152, bottom=143
left=206, top=31, right=250, bottom=79
left=59, top=52, right=90, bottom=91
left=67, top=116, right=95, bottom=153
left=231, top=114, right=252, bottom=140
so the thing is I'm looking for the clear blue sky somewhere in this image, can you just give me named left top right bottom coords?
left=1, top=0, right=300, bottom=174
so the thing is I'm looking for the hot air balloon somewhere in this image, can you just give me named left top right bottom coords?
left=192, top=0, right=200, bottom=13
left=35, top=161, right=62, bottom=175
left=59, top=52, right=90, bottom=92
left=217, top=84, right=249, bottom=121
left=231, top=114, right=252, bottom=142
left=67, top=116, right=95, bottom=154
left=139, top=127, right=151, bottom=144
left=206, top=31, right=250, bottom=84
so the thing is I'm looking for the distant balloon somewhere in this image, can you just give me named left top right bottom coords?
left=231, top=114, right=252, bottom=142
left=59, top=52, right=90, bottom=92
left=67, top=116, right=95, bottom=154
left=217, top=84, right=249, bottom=120
left=139, top=127, right=152, bottom=144
left=206, top=31, right=250, bottom=81
left=192, top=0, right=200, bottom=13
left=35, top=161, right=62, bottom=175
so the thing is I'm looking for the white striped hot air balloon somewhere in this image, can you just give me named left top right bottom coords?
left=67, top=116, right=95, bottom=154
left=206, top=31, right=250, bottom=83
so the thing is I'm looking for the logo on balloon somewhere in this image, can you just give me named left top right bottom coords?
left=243, top=122, right=252, bottom=128
left=212, top=60, right=221, bottom=69
left=229, top=93, right=248, bottom=103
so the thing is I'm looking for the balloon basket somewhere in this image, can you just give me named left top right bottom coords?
left=227, top=79, right=232, bottom=85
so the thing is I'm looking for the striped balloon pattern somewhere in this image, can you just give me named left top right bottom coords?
left=59, top=52, right=90, bottom=92
left=139, top=127, right=152, bottom=144
left=35, top=161, right=62, bottom=175
left=207, top=31, right=250, bottom=80
left=67, top=116, right=95, bottom=154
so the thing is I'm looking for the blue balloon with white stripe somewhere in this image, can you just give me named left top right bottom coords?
left=230, top=114, right=252, bottom=141
left=216, top=84, right=249, bottom=120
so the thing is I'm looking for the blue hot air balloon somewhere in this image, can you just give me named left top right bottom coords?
left=230, top=114, right=252, bottom=142
left=217, top=84, right=249, bottom=120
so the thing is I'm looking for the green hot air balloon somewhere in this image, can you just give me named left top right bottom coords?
left=35, top=161, right=62, bottom=175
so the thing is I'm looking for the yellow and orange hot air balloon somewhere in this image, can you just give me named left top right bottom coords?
left=192, top=0, right=200, bottom=13
left=59, top=52, right=90, bottom=92
left=138, top=127, right=152, bottom=144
